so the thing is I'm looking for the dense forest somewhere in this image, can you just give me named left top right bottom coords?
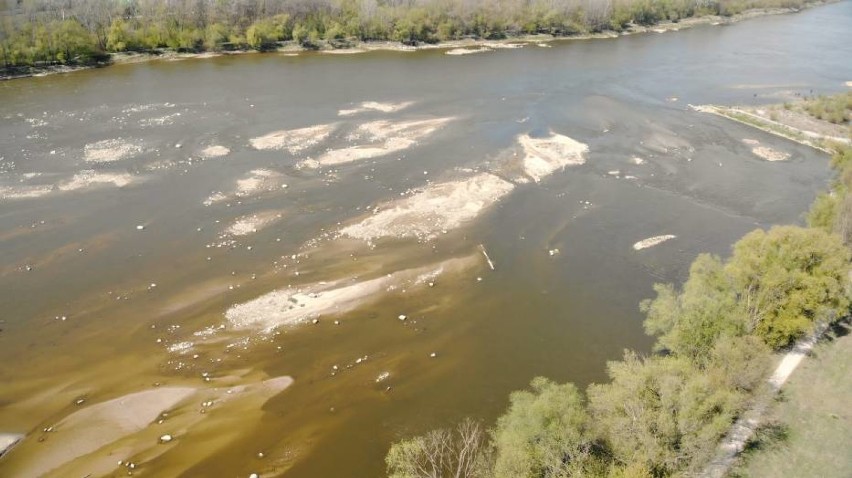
left=385, top=97, right=852, bottom=477
left=0, top=0, right=814, bottom=70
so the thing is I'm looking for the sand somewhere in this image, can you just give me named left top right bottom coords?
left=11, top=387, right=195, bottom=477
left=338, top=101, right=414, bottom=116
left=633, top=235, right=677, bottom=250
left=0, top=184, right=53, bottom=200
left=487, top=42, right=525, bottom=49
left=249, top=124, right=334, bottom=154
left=751, top=145, right=791, bottom=161
left=236, top=169, right=281, bottom=196
left=57, top=171, right=135, bottom=191
left=224, top=211, right=283, bottom=236
left=308, top=138, right=415, bottom=167
left=204, top=169, right=284, bottom=206
left=302, top=117, right=452, bottom=169
left=445, top=47, right=491, bottom=56
left=340, top=173, right=515, bottom=241
left=0, top=433, right=23, bottom=457
left=140, top=112, right=182, bottom=127
left=352, top=117, right=453, bottom=142
left=83, top=139, right=143, bottom=163
left=200, top=145, right=230, bottom=158
left=226, top=256, right=477, bottom=330
left=518, top=132, right=589, bottom=182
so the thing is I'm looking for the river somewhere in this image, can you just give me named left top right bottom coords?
left=1, top=2, right=850, bottom=477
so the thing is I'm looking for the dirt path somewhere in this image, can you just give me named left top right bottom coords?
left=699, top=325, right=828, bottom=478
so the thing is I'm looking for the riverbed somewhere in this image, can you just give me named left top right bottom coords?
left=1, top=2, right=851, bottom=477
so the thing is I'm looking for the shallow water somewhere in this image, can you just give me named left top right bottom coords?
left=1, top=3, right=851, bottom=477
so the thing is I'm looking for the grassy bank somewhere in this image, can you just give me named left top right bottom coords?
left=730, top=321, right=852, bottom=478
left=0, top=0, right=828, bottom=80
left=385, top=93, right=852, bottom=478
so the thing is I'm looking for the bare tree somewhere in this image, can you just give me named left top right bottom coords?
left=386, top=418, right=493, bottom=478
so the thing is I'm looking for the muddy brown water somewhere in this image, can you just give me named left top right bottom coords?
left=1, top=3, right=851, bottom=477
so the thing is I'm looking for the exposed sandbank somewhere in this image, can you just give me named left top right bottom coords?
left=340, top=173, right=515, bottom=242
left=83, top=139, right=143, bottom=163
left=204, top=169, right=285, bottom=205
left=301, top=117, right=453, bottom=169
left=224, top=211, right=284, bottom=236
left=226, top=255, right=477, bottom=330
left=517, top=132, right=589, bottom=182
left=200, top=145, right=230, bottom=158
left=633, top=235, right=677, bottom=250
left=338, top=101, right=414, bottom=116
left=445, top=47, right=491, bottom=56
left=250, top=124, right=335, bottom=154
left=58, top=170, right=135, bottom=191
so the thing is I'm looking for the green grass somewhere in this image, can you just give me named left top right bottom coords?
left=803, top=92, right=852, bottom=125
left=731, top=322, right=852, bottom=478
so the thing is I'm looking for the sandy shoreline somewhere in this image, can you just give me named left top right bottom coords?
left=0, top=5, right=825, bottom=82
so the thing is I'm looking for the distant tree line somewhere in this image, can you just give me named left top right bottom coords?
left=0, top=0, right=813, bottom=69
left=387, top=99, right=852, bottom=477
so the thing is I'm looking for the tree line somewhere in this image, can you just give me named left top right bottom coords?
left=1, top=0, right=813, bottom=69
left=386, top=97, right=852, bottom=477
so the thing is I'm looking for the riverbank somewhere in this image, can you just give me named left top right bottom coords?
left=0, top=4, right=827, bottom=82
left=727, top=321, right=851, bottom=478
left=691, top=100, right=850, bottom=153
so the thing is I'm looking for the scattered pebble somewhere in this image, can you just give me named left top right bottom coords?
left=159, top=434, right=173, bottom=443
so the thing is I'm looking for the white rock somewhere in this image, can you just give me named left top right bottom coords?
left=159, top=434, right=173, bottom=443
left=136, top=225, right=145, bottom=230
left=398, top=314, right=407, bottom=321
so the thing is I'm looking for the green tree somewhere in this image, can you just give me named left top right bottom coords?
left=588, top=353, right=744, bottom=475
left=493, top=377, right=605, bottom=478
left=642, top=254, right=743, bottom=361
left=727, top=226, right=850, bottom=348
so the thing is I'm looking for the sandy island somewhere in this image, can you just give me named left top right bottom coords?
left=633, top=235, right=677, bottom=250
left=517, top=132, right=589, bottom=182
left=340, top=173, right=515, bottom=242
left=338, top=101, right=414, bottom=116
left=84, top=139, right=143, bottom=163
left=224, top=210, right=284, bottom=237
left=250, top=124, right=335, bottom=154
left=226, top=255, right=477, bottom=330
left=200, top=145, right=230, bottom=158
left=204, top=169, right=285, bottom=205
left=301, top=117, right=453, bottom=169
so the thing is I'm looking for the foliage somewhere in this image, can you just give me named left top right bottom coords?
left=727, top=226, right=850, bottom=348
left=803, top=92, right=852, bottom=125
left=0, top=0, right=817, bottom=69
left=588, top=352, right=746, bottom=475
left=642, top=253, right=743, bottom=360
left=492, top=377, right=605, bottom=478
